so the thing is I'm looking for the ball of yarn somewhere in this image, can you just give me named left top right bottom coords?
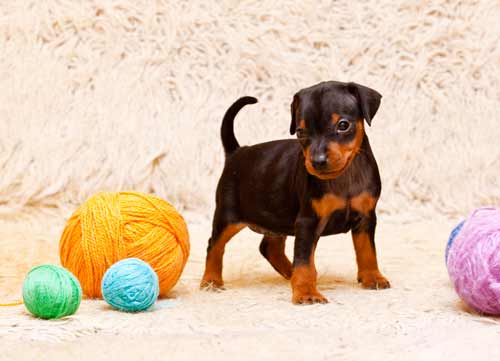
left=447, top=207, right=500, bottom=315
left=59, top=192, right=190, bottom=298
left=22, top=265, right=82, bottom=319
left=102, top=258, right=159, bottom=312
left=445, top=220, right=466, bottom=263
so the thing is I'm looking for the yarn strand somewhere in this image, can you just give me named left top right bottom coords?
left=0, top=301, right=23, bottom=306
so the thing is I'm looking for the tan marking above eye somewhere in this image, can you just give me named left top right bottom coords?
left=299, top=119, right=306, bottom=129
left=312, top=194, right=346, bottom=218
left=350, top=192, right=378, bottom=215
left=331, top=113, right=340, bottom=124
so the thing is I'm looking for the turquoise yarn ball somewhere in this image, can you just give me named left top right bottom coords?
left=101, top=258, right=159, bottom=312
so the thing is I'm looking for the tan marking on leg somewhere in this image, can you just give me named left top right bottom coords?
left=352, top=232, right=390, bottom=289
left=261, top=236, right=292, bottom=279
left=291, top=261, right=328, bottom=304
left=201, top=223, right=246, bottom=290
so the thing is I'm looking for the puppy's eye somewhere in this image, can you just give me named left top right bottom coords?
left=296, top=128, right=308, bottom=138
left=337, top=120, right=350, bottom=132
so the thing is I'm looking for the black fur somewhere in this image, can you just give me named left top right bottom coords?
left=202, top=80, right=387, bottom=303
left=221, top=96, right=258, bottom=155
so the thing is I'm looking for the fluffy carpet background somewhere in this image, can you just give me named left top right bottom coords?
left=0, top=0, right=499, bottom=219
left=1, top=2, right=500, bottom=358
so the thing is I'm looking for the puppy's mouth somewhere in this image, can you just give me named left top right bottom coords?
left=305, top=156, right=352, bottom=180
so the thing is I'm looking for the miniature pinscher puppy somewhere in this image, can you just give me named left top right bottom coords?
left=201, top=81, right=390, bottom=304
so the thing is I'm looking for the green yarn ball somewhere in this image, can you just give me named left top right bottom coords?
left=22, top=265, right=82, bottom=319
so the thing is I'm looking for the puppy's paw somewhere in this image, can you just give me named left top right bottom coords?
left=292, top=290, right=328, bottom=305
left=200, top=277, right=225, bottom=291
left=358, top=270, right=391, bottom=290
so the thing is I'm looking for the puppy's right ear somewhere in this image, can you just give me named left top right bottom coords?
left=347, top=82, right=382, bottom=126
left=290, top=94, right=299, bottom=135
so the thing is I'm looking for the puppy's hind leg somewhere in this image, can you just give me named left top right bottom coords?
left=259, top=235, right=292, bottom=280
left=201, top=214, right=246, bottom=290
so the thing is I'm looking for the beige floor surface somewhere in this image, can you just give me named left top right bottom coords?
left=1, top=213, right=499, bottom=360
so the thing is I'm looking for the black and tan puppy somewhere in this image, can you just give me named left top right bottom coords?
left=201, top=81, right=390, bottom=304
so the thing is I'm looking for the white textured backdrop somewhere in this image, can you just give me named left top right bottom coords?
left=0, top=0, right=499, bottom=219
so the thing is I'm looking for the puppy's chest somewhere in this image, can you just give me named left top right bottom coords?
left=312, top=192, right=377, bottom=234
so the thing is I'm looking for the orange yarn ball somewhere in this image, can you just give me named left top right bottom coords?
left=59, top=192, right=190, bottom=298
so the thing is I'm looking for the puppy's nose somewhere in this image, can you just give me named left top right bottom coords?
left=311, top=154, right=328, bottom=170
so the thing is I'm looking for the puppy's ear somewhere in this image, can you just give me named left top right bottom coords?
left=347, top=82, right=382, bottom=126
left=290, top=94, right=299, bottom=135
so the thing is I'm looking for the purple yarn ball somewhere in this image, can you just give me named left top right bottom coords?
left=447, top=207, right=500, bottom=315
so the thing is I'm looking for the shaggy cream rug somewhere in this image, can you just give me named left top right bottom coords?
left=1, top=214, right=500, bottom=361
left=0, top=0, right=499, bottom=220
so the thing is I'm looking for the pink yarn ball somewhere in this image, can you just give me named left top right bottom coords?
left=447, top=207, right=500, bottom=315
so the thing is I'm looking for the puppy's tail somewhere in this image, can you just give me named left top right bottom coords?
left=221, top=96, right=258, bottom=156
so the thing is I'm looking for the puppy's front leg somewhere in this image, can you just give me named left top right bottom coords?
left=291, top=217, right=328, bottom=305
left=352, top=211, right=390, bottom=290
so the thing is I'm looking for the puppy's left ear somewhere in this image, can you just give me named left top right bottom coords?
left=347, top=82, right=382, bottom=126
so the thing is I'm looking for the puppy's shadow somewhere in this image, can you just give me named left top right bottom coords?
left=228, top=272, right=357, bottom=289
left=317, top=274, right=358, bottom=289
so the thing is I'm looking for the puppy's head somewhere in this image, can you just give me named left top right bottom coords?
left=290, top=81, right=382, bottom=180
